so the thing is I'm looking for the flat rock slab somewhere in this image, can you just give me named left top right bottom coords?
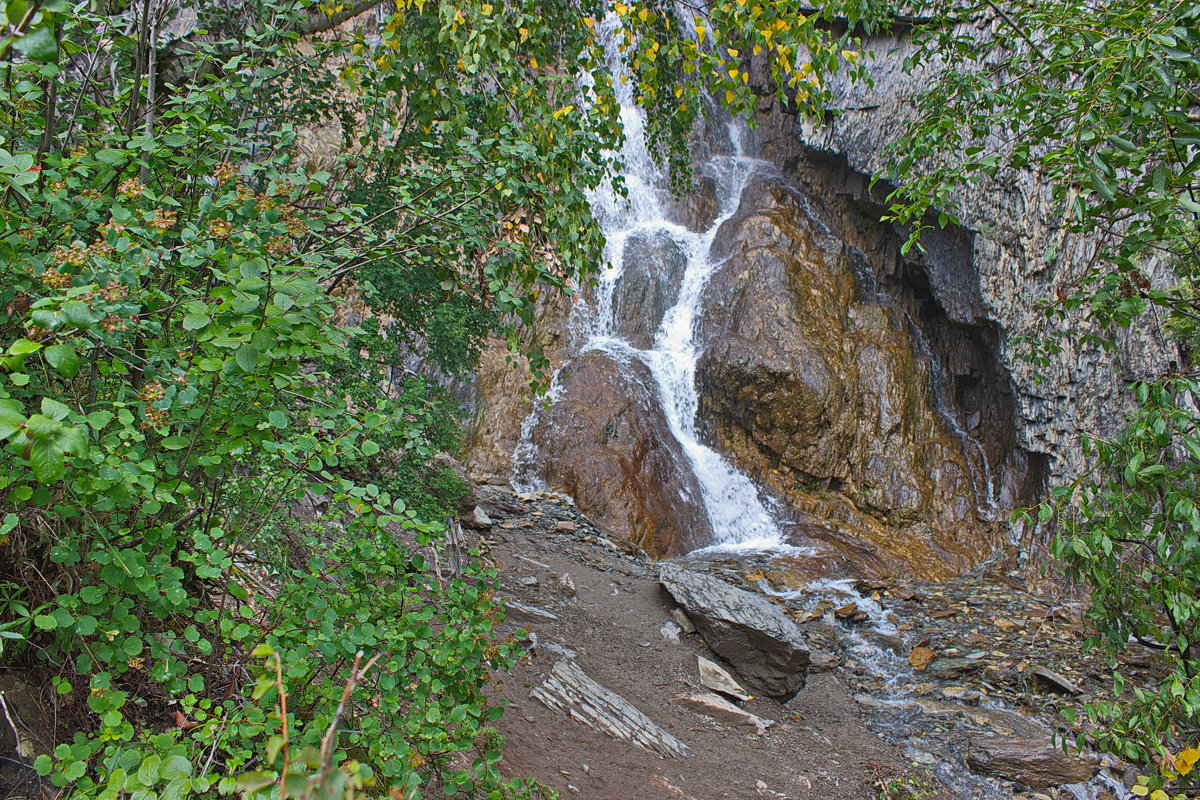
left=965, top=737, right=1097, bottom=788
left=672, top=692, right=774, bottom=735
left=531, top=659, right=693, bottom=759
left=659, top=563, right=810, bottom=697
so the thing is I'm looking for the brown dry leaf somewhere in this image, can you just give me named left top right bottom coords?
left=909, top=646, right=936, bottom=671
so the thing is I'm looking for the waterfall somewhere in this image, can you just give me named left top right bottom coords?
left=514, top=15, right=787, bottom=551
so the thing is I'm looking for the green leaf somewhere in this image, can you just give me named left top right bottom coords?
left=235, top=344, right=259, bottom=373
left=182, top=313, right=211, bottom=331
left=29, top=439, right=65, bottom=482
left=41, top=398, right=71, bottom=421
left=13, top=22, right=57, bottom=62
left=0, top=399, right=26, bottom=440
left=44, top=344, right=80, bottom=378
left=161, top=436, right=190, bottom=450
left=361, top=439, right=380, bottom=456
left=7, top=339, right=41, bottom=356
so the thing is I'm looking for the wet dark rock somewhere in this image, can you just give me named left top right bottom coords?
left=529, top=351, right=713, bottom=557
left=965, top=736, right=1097, bottom=788
left=695, top=174, right=1002, bottom=580
left=612, top=230, right=688, bottom=349
left=658, top=563, right=810, bottom=698
left=927, top=658, right=983, bottom=679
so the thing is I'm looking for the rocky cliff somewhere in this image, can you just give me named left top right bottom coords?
left=460, top=26, right=1166, bottom=577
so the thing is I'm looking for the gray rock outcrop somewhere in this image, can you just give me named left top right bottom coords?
left=659, top=564, right=810, bottom=697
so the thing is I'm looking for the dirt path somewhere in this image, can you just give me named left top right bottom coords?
left=479, top=490, right=946, bottom=800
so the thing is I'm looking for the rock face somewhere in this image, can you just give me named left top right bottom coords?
left=527, top=351, right=713, bottom=557
left=697, top=175, right=1004, bottom=578
left=659, top=564, right=810, bottom=697
left=965, top=737, right=1098, bottom=788
left=770, top=22, right=1172, bottom=493
left=610, top=231, right=688, bottom=349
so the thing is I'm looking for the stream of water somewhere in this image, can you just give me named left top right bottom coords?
left=516, top=14, right=788, bottom=551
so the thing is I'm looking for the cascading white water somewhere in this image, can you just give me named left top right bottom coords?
left=515, top=14, right=787, bottom=551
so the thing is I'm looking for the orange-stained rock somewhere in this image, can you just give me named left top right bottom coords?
left=696, top=175, right=1005, bottom=579
left=528, top=350, right=713, bottom=558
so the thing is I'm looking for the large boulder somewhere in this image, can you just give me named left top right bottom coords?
left=965, top=737, right=1098, bottom=788
left=529, top=350, right=713, bottom=557
left=658, top=563, right=810, bottom=698
left=696, top=174, right=1002, bottom=579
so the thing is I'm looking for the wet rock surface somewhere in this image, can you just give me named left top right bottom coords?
left=611, top=230, right=688, bottom=349
left=527, top=350, right=713, bottom=557
left=696, top=173, right=1003, bottom=580
left=965, top=738, right=1098, bottom=789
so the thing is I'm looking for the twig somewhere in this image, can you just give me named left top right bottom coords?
left=318, top=651, right=382, bottom=771
left=274, top=653, right=289, bottom=800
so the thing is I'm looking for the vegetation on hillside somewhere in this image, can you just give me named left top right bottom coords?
left=2, top=0, right=1198, bottom=795
left=0, top=0, right=870, bottom=797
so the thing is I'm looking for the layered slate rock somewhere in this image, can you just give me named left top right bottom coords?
left=529, top=351, right=713, bottom=558
left=965, top=737, right=1097, bottom=788
left=532, top=659, right=693, bottom=758
left=659, top=563, right=810, bottom=698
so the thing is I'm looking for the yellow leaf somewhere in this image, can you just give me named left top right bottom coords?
left=1182, top=748, right=1200, bottom=766
left=552, top=105, right=575, bottom=119
left=530, top=57, right=539, bottom=68
left=753, top=44, right=762, bottom=55
left=728, top=68, right=739, bottom=79
left=727, top=47, right=739, bottom=57
left=584, top=16, right=595, bottom=28
left=1150, top=791, right=1169, bottom=800
left=638, top=7, right=648, bottom=21
left=480, top=3, right=492, bottom=14
left=694, top=24, right=706, bottom=44
left=724, top=89, right=735, bottom=104
left=674, top=86, right=683, bottom=98
left=615, top=3, right=629, bottom=15
left=1130, top=786, right=1149, bottom=797
left=518, top=26, right=529, bottom=41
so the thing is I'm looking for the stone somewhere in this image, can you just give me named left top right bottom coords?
left=531, top=660, right=693, bottom=758
left=908, top=646, right=936, bottom=671
left=927, top=657, right=982, bottom=678
left=502, top=599, right=559, bottom=623
left=611, top=230, right=689, bottom=349
left=557, top=573, right=577, bottom=597
left=555, top=520, right=578, bottom=532
left=659, top=564, right=810, bottom=697
left=467, top=506, right=493, bottom=528
left=672, top=608, right=697, bottom=634
left=672, top=692, right=774, bottom=735
left=809, top=650, right=838, bottom=671
left=965, top=737, right=1098, bottom=788
left=695, top=174, right=1002, bottom=580
left=697, top=656, right=751, bottom=701
left=660, top=621, right=681, bottom=642
left=1028, top=666, right=1083, bottom=696
left=519, top=576, right=539, bottom=587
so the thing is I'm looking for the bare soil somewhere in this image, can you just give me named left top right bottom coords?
left=482, top=504, right=949, bottom=800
